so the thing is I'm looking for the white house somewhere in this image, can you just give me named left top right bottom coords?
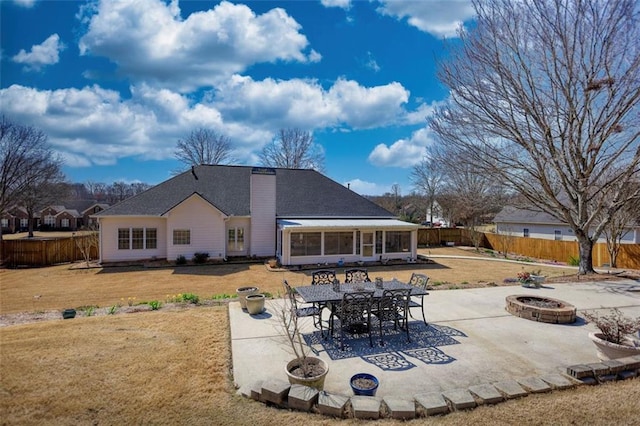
left=493, top=205, right=640, bottom=244
left=96, top=165, right=419, bottom=265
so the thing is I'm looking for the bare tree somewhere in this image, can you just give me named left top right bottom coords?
left=259, top=128, right=325, bottom=172
left=430, top=0, right=640, bottom=274
left=19, top=181, right=69, bottom=238
left=601, top=186, right=640, bottom=267
left=411, top=157, right=445, bottom=225
left=0, top=117, right=67, bottom=261
left=175, top=128, right=235, bottom=172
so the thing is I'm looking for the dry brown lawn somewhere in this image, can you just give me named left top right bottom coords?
left=1, top=246, right=639, bottom=425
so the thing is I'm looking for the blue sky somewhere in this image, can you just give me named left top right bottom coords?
left=1, top=0, right=474, bottom=195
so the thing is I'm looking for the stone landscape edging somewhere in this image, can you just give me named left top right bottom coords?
left=237, top=355, right=640, bottom=420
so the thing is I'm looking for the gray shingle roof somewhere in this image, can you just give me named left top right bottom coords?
left=97, top=165, right=394, bottom=218
left=493, top=205, right=559, bottom=224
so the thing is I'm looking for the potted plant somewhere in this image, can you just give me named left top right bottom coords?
left=350, top=373, right=379, bottom=396
left=245, top=293, right=266, bottom=315
left=582, top=308, right=640, bottom=360
left=517, top=270, right=544, bottom=288
left=276, top=293, right=329, bottom=390
left=236, top=286, right=259, bottom=311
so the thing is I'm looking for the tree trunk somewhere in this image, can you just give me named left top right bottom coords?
left=576, top=235, right=596, bottom=275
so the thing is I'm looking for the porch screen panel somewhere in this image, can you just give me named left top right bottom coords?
left=291, top=232, right=321, bottom=256
left=385, top=231, right=411, bottom=253
left=324, top=232, right=353, bottom=255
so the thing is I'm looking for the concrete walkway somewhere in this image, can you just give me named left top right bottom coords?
left=230, top=279, right=640, bottom=398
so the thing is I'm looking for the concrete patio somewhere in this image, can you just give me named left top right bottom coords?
left=230, top=280, right=640, bottom=401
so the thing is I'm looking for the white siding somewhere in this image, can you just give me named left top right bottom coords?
left=166, top=194, right=226, bottom=261
left=99, top=217, right=167, bottom=262
left=496, top=222, right=638, bottom=244
left=250, top=173, right=276, bottom=256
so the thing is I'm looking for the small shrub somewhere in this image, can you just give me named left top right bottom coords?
left=107, top=305, right=118, bottom=315
left=568, top=255, right=580, bottom=266
left=582, top=308, right=640, bottom=344
left=176, top=255, right=187, bottom=265
left=182, top=293, right=200, bottom=304
left=211, top=293, right=233, bottom=300
left=192, top=252, right=209, bottom=264
left=81, top=305, right=96, bottom=317
left=149, top=300, right=162, bottom=310
left=125, top=297, right=136, bottom=307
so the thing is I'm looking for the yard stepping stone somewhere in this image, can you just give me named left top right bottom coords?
left=468, top=384, right=504, bottom=404
left=442, top=389, right=476, bottom=411
left=351, top=396, right=382, bottom=420
left=317, top=392, right=349, bottom=418
left=617, top=356, right=640, bottom=371
left=261, top=378, right=290, bottom=406
left=587, top=362, right=611, bottom=376
left=249, top=380, right=264, bottom=401
left=383, top=397, right=416, bottom=420
left=601, top=360, right=626, bottom=374
left=566, top=364, right=594, bottom=379
left=414, top=392, right=450, bottom=416
left=516, top=377, right=551, bottom=393
left=493, top=380, right=528, bottom=399
left=287, top=384, right=318, bottom=412
left=540, top=374, right=576, bottom=390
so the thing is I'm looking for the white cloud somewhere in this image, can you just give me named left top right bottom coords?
left=376, top=0, right=475, bottom=37
left=344, top=179, right=386, bottom=196
left=213, top=75, right=409, bottom=130
left=365, top=51, right=380, bottom=72
left=77, top=0, right=318, bottom=92
left=368, top=127, right=435, bottom=168
left=13, top=0, right=37, bottom=7
left=321, top=0, right=351, bottom=9
left=0, top=74, right=413, bottom=169
left=12, top=34, right=65, bottom=71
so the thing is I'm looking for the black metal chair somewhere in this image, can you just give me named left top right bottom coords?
left=311, top=269, right=338, bottom=285
left=372, top=288, right=411, bottom=346
left=408, top=273, right=429, bottom=325
left=331, top=291, right=374, bottom=351
left=282, top=280, right=324, bottom=336
left=344, top=268, right=371, bottom=283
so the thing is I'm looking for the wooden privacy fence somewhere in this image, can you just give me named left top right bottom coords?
left=483, top=232, right=640, bottom=270
left=2, top=235, right=99, bottom=268
left=417, top=228, right=473, bottom=246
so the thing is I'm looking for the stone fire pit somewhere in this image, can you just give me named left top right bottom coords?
left=506, top=295, right=576, bottom=324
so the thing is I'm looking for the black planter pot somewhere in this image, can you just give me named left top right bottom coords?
left=350, top=373, right=379, bottom=396
left=62, top=308, right=76, bottom=319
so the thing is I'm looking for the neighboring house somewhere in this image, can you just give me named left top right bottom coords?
left=95, top=165, right=420, bottom=265
left=40, top=201, right=110, bottom=231
left=494, top=206, right=640, bottom=244
left=0, top=206, right=34, bottom=233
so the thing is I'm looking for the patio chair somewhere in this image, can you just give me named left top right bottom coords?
left=372, top=288, right=411, bottom=346
left=408, top=273, right=429, bottom=325
left=344, top=268, right=371, bottom=284
left=331, top=291, right=374, bottom=351
left=311, top=269, right=338, bottom=285
left=282, top=280, right=324, bottom=336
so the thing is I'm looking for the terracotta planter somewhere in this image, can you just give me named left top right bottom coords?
left=285, top=357, right=329, bottom=391
left=588, top=332, right=640, bottom=360
left=236, top=286, right=259, bottom=310
left=245, top=294, right=265, bottom=315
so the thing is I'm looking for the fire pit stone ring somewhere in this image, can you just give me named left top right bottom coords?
left=506, top=295, right=576, bottom=324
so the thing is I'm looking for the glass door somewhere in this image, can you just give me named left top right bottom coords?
left=361, top=231, right=375, bottom=260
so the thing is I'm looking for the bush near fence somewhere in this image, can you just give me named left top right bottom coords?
left=418, top=228, right=640, bottom=270
left=2, top=235, right=98, bottom=268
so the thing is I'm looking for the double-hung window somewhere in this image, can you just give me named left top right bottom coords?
left=173, top=229, right=191, bottom=245
left=118, top=228, right=130, bottom=249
